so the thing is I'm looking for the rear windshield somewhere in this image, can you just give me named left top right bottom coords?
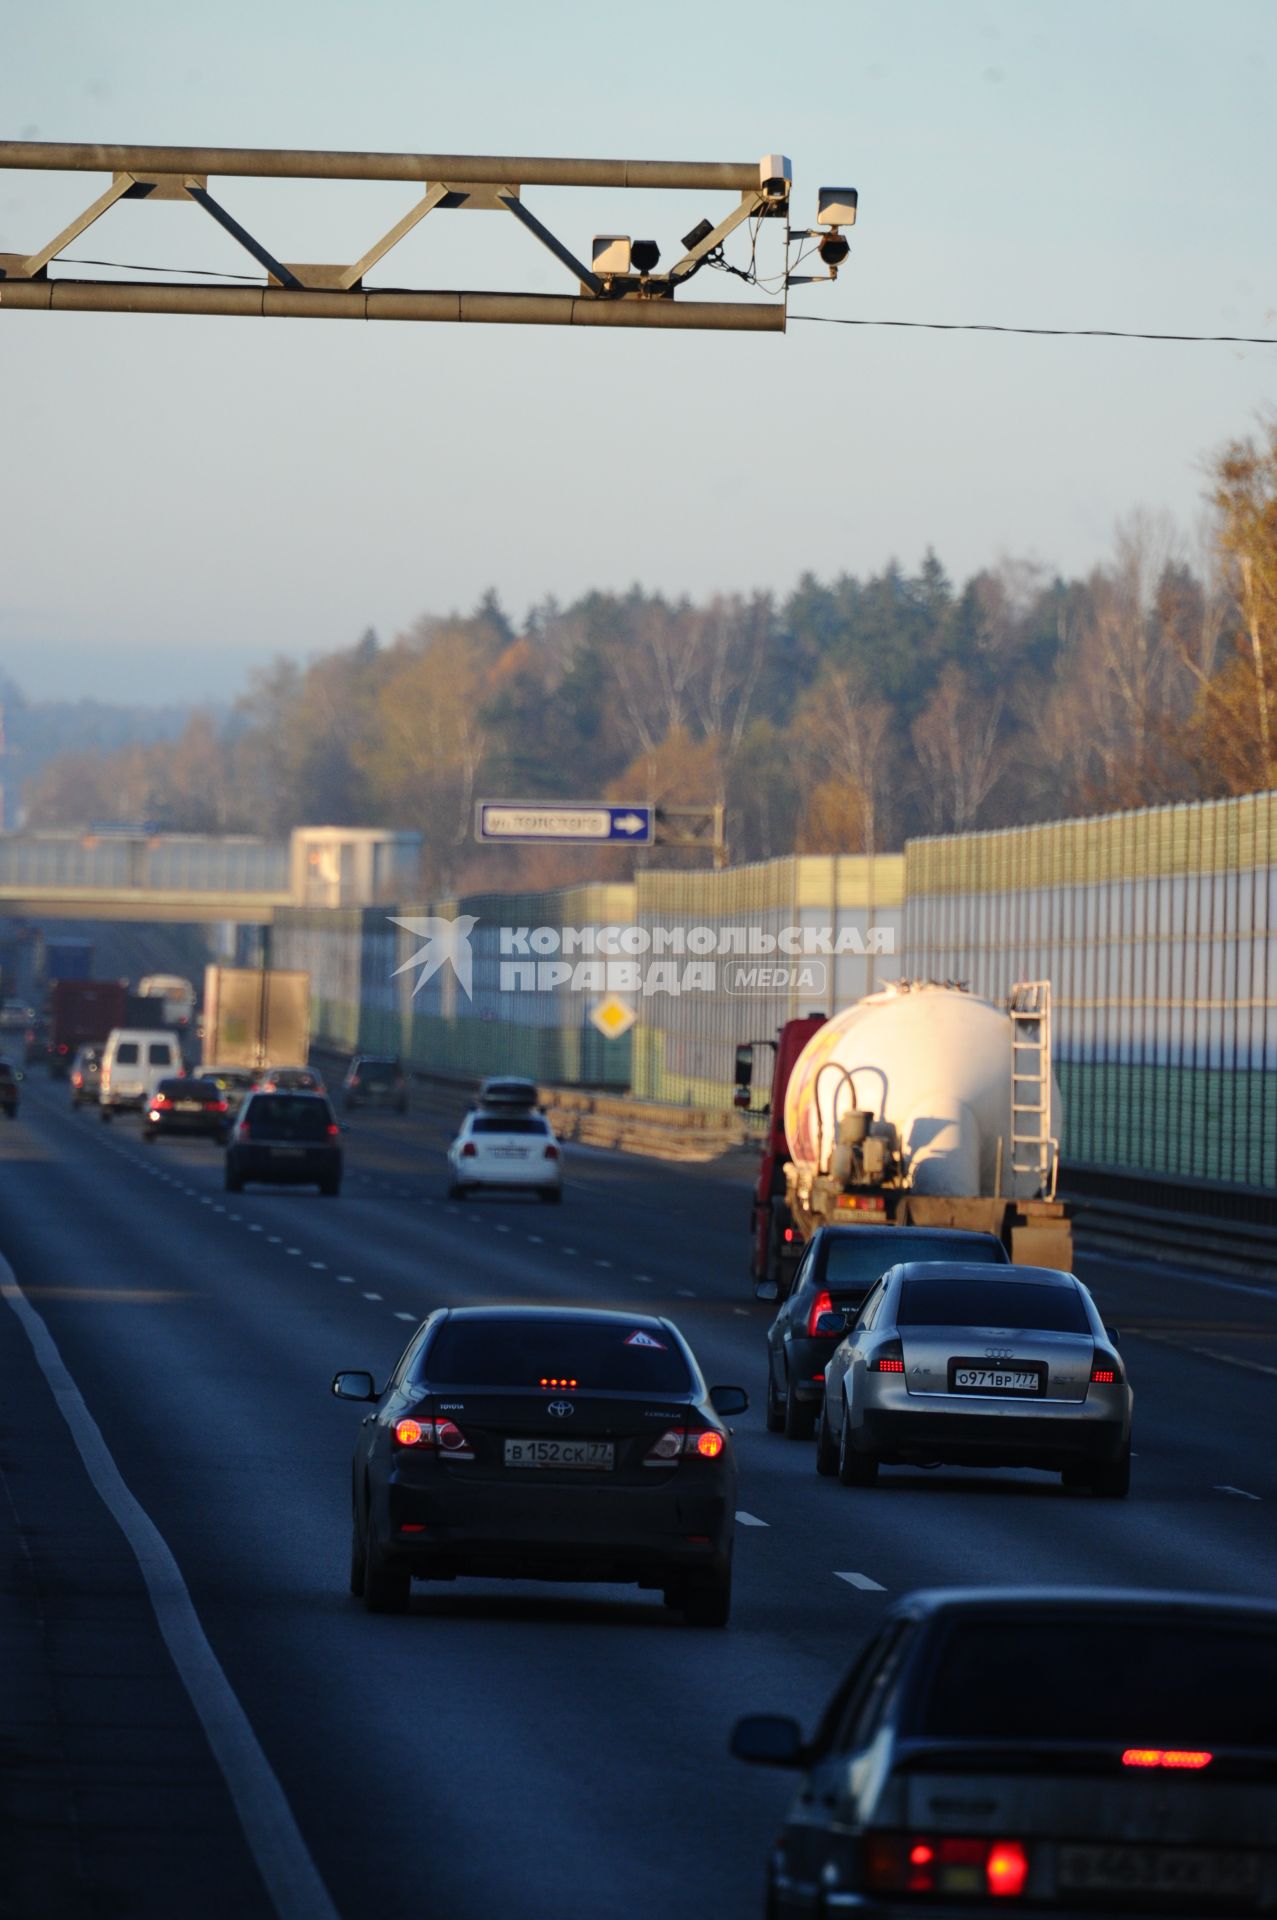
left=419, top=1319, right=693, bottom=1394
left=897, top=1275, right=1090, bottom=1333
left=915, top=1618, right=1277, bottom=1746
left=156, top=1078, right=195, bottom=1096
left=148, top=1043, right=173, bottom=1066
left=470, top=1115, right=549, bottom=1135
left=243, top=1095, right=333, bottom=1138
left=821, top=1233, right=1007, bottom=1292
left=357, top=1060, right=398, bottom=1081
left=114, top=1042, right=139, bottom=1064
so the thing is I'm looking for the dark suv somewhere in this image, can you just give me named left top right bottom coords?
left=225, top=1091, right=342, bottom=1195
left=343, top=1056, right=407, bottom=1114
left=764, top=1224, right=1009, bottom=1439
left=0, top=1058, right=21, bottom=1119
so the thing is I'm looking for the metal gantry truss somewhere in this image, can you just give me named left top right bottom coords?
left=0, top=141, right=799, bottom=332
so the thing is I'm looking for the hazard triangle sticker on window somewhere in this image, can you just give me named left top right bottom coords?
left=624, top=1330, right=667, bottom=1349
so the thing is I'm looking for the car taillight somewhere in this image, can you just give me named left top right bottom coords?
left=210, top=1099, right=228, bottom=1113
left=642, top=1428, right=727, bottom=1464
left=350, top=1076, right=361, bottom=1087
left=1090, top=1349, right=1123, bottom=1384
left=870, top=1340, right=905, bottom=1373
left=807, top=1288, right=836, bottom=1337
left=865, top=1834, right=1030, bottom=1898
left=544, top=1143, right=560, bottom=1160
left=782, top=1227, right=799, bottom=1243
left=461, top=1141, right=478, bottom=1157
left=393, top=1416, right=474, bottom=1459
left=327, top=1123, right=340, bottom=1137
left=153, top=1094, right=170, bottom=1108
left=1122, top=1748, right=1212, bottom=1769
left=237, top=1123, right=250, bottom=1142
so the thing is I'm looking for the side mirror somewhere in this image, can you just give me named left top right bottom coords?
left=813, top=1311, right=845, bottom=1337
left=709, top=1384, right=749, bottom=1417
left=730, top=1714, right=805, bottom=1768
left=754, top=1276, right=780, bottom=1303
left=733, top=1086, right=751, bottom=1110
left=331, top=1370, right=377, bottom=1402
left=1106, top=1325, right=1121, bottom=1345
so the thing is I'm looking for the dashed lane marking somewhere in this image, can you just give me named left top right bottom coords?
left=495, top=1225, right=511, bottom=1234
left=266, top=1236, right=282, bottom=1245
left=836, top=1571, right=887, bottom=1592
left=735, top=1511, right=768, bottom=1527
left=363, top=1292, right=383, bottom=1302
left=285, top=1247, right=302, bottom=1256
left=394, top=1311, right=416, bottom=1322
left=527, top=1235, right=544, bottom=1244
left=563, top=1247, right=579, bottom=1256
left=336, top=1275, right=356, bottom=1285
left=676, top=1289, right=696, bottom=1299
left=1215, top=1484, right=1263, bottom=1501
left=733, top=1307, right=750, bottom=1316
left=248, top=1225, right=263, bottom=1234
left=309, top=1261, right=326, bottom=1271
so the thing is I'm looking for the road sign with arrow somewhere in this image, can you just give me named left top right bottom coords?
left=475, top=802, right=655, bottom=845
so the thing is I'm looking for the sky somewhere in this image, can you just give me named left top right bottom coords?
left=1, top=0, right=1275, bottom=703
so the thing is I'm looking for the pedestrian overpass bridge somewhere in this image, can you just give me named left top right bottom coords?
left=0, top=826, right=421, bottom=924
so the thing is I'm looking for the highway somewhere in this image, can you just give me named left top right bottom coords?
left=3, top=1073, right=1277, bottom=1920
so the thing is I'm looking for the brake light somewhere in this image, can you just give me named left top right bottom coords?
left=152, top=1093, right=170, bottom=1109
left=1122, top=1748, right=1212, bottom=1769
left=642, top=1428, right=728, bottom=1464
left=807, top=1289, right=836, bottom=1337
left=783, top=1227, right=798, bottom=1243
left=870, top=1340, right=905, bottom=1373
left=544, top=1143, right=560, bottom=1160
left=865, top=1835, right=1031, bottom=1898
left=211, top=1099, right=228, bottom=1113
left=393, top=1416, right=474, bottom=1459
left=538, top=1378, right=579, bottom=1388
left=327, top=1123, right=340, bottom=1138
left=1090, top=1350, right=1123, bottom=1384
left=461, top=1141, right=477, bottom=1157
left=238, top=1123, right=251, bottom=1142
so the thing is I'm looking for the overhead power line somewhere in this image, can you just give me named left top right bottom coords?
left=791, top=315, right=1277, bottom=346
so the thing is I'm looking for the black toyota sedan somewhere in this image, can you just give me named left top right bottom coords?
left=224, top=1090, right=342, bottom=1194
left=142, top=1075, right=229, bottom=1143
left=332, top=1305, right=747, bottom=1625
left=733, top=1586, right=1277, bottom=1917
left=764, top=1225, right=1009, bottom=1439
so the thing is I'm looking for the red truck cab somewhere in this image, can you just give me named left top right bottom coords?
left=736, top=1013, right=826, bottom=1294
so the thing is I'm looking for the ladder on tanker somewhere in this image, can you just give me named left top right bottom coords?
left=1009, top=980, right=1059, bottom=1199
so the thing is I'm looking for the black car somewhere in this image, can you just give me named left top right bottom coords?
left=143, top=1075, right=230, bottom=1143
left=225, top=1090, right=342, bottom=1194
left=765, top=1225, right=1010, bottom=1439
left=733, top=1586, right=1277, bottom=1918
left=343, top=1055, right=408, bottom=1113
left=332, top=1305, right=748, bottom=1624
left=477, top=1075, right=539, bottom=1111
left=0, top=1058, right=21, bottom=1119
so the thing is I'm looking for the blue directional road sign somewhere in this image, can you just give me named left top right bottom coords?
left=475, top=801, right=655, bottom=845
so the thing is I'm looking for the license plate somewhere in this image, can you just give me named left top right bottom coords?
left=175, top=1101, right=202, bottom=1112
left=269, top=1145, right=306, bottom=1158
left=952, top=1363, right=1042, bottom=1393
left=1057, top=1843, right=1261, bottom=1901
left=492, top=1147, right=528, bottom=1159
left=503, top=1438, right=614, bottom=1470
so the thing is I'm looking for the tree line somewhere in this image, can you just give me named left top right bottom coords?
left=21, top=420, right=1277, bottom=896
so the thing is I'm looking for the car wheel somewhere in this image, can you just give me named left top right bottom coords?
left=141, top=1127, right=157, bottom=1145
left=344, top=1097, right=357, bottom=1113
left=815, top=1401, right=839, bottom=1477
left=538, top=1188, right=563, bottom=1204
left=783, top=1373, right=816, bottom=1441
left=320, top=1177, right=341, bottom=1198
left=1088, top=1444, right=1131, bottom=1499
left=1060, top=1464, right=1090, bottom=1491
left=224, top=1163, right=243, bottom=1193
left=100, top=1108, right=113, bottom=1124
left=349, top=1513, right=367, bottom=1597
left=764, top=1368, right=786, bottom=1434
left=396, top=1099, right=408, bottom=1115
left=683, top=1566, right=731, bottom=1628
left=837, top=1407, right=878, bottom=1487
left=363, top=1530, right=411, bottom=1615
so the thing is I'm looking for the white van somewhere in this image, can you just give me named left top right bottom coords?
left=99, top=1029, right=184, bottom=1120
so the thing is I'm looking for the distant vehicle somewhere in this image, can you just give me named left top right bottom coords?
left=332, top=1305, right=747, bottom=1622
left=224, top=1090, right=342, bottom=1195
left=69, top=1044, right=103, bottom=1108
left=816, top=1262, right=1133, bottom=1496
left=47, top=980, right=129, bottom=1077
left=136, top=974, right=197, bottom=1028
left=477, top=1075, right=539, bottom=1111
left=732, top=1585, right=1277, bottom=1918
left=343, top=1055, right=407, bottom=1113
left=0, top=997, right=33, bottom=1033
left=143, top=1076, right=230, bottom=1144
left=447, top=1110, right=562, bottom=1202
left=256, top=1065, right=325, bottom=1094
left=765, top=1225, right=1010, bottom=1439
left=0, top=1058, right=22, bottom=1119
left=98, top=1029, right=184, bottom=1120
left=201, top=965, right=310, bottom=1073
left=44, top=936, right=95, bottom=983
left=198, top=1065, right=260, bottom=1118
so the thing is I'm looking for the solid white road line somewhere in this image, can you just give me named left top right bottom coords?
left=1214, top=1484, right=1263, bottom=1500
left=735, top=1511, right=769, bottom=1527
left=836, top=1571, right=886, bottom=1591
left=0, top=1255, right=340, bottom=1920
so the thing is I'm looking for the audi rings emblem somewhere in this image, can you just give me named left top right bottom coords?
left=548, top=1400, right=575, bottom=1417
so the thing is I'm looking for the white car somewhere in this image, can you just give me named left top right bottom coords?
left=447, top=1109, right=563, bottom=1202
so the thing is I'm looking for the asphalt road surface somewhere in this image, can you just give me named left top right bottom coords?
left=2, top=1072, right=1275, bottom=1920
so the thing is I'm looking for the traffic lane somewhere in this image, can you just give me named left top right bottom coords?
left=0, top=1095, right=863, bottom=1919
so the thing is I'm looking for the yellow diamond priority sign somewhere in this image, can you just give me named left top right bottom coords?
left=589, top=995, right=637, bottom=1041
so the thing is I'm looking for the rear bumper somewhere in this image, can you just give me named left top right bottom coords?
left=786, top=1334, right=837, bottom=1400
left=147, top=1115, right=225, bottom=1137
left=455, top=1160, right=562, bottom=1190
left=857, top=1400, right=1127, bottom=1468
left=231, top=1146, right=341, bottom=1184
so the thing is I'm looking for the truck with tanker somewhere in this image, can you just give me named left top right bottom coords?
left=201, top=965, right=311, bottom=1072
left=736, top=979, right=1072, bottom=1293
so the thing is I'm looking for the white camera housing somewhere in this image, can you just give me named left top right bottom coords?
left=592, top=234, right=632, bottom=276
left=758, top=153, right=792, bottom=199
left=817, top=187, right=858, bottom=228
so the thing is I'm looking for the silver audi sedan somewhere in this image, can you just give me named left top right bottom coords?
left=815, top=1262, right=1132, bottom=1495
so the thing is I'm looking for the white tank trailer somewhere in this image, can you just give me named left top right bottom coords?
left=782, top=981, right=1072, bottom=1267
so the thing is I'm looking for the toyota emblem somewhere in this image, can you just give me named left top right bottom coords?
left=547, top=1400, right=575, bottom=1418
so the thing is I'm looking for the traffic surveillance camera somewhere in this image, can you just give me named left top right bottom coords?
left=681, top=217, right=714, bottom=252
left=758, top=153, right=792, bottom=199
left=816, top=187, right=858, bottom=228
left=592, top=234, right=632, bottom=276
left=630, top=239, right=661, bottom=275
left=818, top=232, right=851, bottom=268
